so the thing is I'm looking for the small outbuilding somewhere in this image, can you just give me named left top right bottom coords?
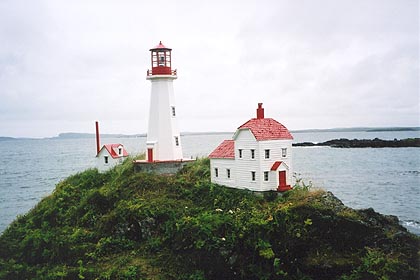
left=209, top=103, right=294, bottom=192
left=96, top=144, right=128, bottom=172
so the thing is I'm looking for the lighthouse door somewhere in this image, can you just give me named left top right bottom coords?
left=279, top=171, right=287, bottom=187
left=147, top=148, right=153, bottom=162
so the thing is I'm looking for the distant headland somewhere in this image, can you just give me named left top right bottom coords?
left=1, top=127, right=419, bottom=141
left=293, top=138, right=420, bottom=148
left=290, top=126, right=420, bottom=133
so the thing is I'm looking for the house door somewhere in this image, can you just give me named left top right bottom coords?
left=279, top=171, right=287, bottom=187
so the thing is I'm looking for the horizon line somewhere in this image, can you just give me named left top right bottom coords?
left=1, top=126, right=419, bottom=140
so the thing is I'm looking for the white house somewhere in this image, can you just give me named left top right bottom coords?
left=96, top=144, right=128, bottom=172
left=209, top=103, right=294, bottom=192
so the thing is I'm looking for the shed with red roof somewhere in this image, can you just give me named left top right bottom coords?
left=209, top=103, right=293, bottom=192
left=96, top=143, right=129, bottom=172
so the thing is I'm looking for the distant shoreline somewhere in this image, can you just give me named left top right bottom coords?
left=290, top=127, right=420, bottom=133
left=1, top=127, right=419, bottom=141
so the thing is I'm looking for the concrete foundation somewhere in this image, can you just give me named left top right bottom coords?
left=133, top=159, right=195, bottom=175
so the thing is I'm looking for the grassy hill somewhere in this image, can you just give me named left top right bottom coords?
left=0, top=158, right=418, bottom=279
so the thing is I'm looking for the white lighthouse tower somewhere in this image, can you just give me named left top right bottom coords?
left=145, top=41, right=183, bottom=162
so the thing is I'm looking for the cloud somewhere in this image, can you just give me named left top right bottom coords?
left=0, top=0, right=418, bottom=137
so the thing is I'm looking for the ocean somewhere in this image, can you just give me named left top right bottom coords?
left=0, top=130, right=419, bottom=235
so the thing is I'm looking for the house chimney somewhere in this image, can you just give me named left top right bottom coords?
left=257, top=103, right=264, bottom=119
left=95, top=121, right=100, bottom=154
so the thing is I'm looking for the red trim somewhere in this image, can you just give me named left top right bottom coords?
left=277, top=185, right=292, bottom=192
left=95, top=121, right=100, bottom=154
left=147, top=148, right=153, bottom=162
left=147, top=42, right=176, bottom=76
left=238, top=118, right=293, bottom=140
left=134, top=158, right=195, bottom=164
left=147, top=69, right=177, bottom=76
left=277, top=170, right=292, bottom=192
left=208, top=140, right=235, bottom=159
left=149, top=41, right=172, bottom=51
left=279, top=170, right=286, bottom=185
left=151, top=66, right=172, bottom=75
left=257, top=103, right=264, bottom=119
left=98, top=144, right=128, bottom=158
left=271, top=161, right=283, bottom=171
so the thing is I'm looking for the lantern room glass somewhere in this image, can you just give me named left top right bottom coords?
left=151, top=50, right=171, bottom=68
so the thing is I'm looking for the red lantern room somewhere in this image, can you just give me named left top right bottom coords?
left=147, top=41, right=176, bottom=76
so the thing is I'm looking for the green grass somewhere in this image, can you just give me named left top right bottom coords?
left=0, top=158, right=418, bottom=280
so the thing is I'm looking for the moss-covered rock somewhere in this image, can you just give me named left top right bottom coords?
left=0, top=158, right=418, bottom=279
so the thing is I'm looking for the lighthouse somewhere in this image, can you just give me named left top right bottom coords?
left=145, top=41, right=183, bottom=162
left=134, top=42, right=193, bottom=174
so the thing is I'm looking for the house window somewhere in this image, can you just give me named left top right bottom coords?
left=251, top=171, right=256, bottom=181
left=264, top=171, right=269, bottom=181
left=171, top=106, right=176, bottom=117
left=175, top=136, right=179, bottom=146
left=251, top=149, right=255, bottom=159
left=118, top=148, right=122, bottom=155
left=238, top=149, right=242, bottom=158
left=215, top=168, right=219, bottom=177
left=227, top=169, right=231, bottom=178
left=282, top=148, right=287, bottom=157
left=104, top=156, right=109, bottom=164
left=265, top=149, right=270, bottom=159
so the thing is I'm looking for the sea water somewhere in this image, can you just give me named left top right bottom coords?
left=0, top=131, right=419, bottom=234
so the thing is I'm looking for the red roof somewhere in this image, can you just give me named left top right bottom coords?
left=208, top=140, right=235, bottom=159
left=98, top=144, right=128, bottom=158
left=237, top=118, right=293, bottom=141
left=150, top=41, right=172, bottom=51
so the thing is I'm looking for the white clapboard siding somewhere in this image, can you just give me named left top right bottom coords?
left=210, top=158, right=235, bottom=186
left=234, top=129, right=262, bottom=191
left=259, top=140, right=293, bottom=185
left=147, top=76, right=183, bottom=161
left=96, top=149, right=122, bottom=173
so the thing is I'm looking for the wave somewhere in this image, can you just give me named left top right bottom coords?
left=401, top=171, right=420, bottom=176
left=401, top=220, right=420, bottom=235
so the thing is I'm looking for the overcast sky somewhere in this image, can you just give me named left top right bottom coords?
left=0, top=0, right=419, bottom=138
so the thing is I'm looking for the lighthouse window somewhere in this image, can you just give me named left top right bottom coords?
left=152, top=54, right=158, bottom=67
left=282, top=148, right=287, bottom=157
left=265, top=149, right=270, bottom=159
left=104, top=156, right=109, bottom=164
left=251, top=149, right=255, bottom=159
left=215, top=168, right=219, bottom=177
left=175, top=136, right=179, bottom=146
left=171, top=106, right=176, bottom=117
left=166, top=54, right=171, bottom=67
left=264, top=171, right=269, bottom=181
left=238, top=149, right=243, bottom=158
left=159, top=53, right=165, bottom=66
left=251, top=171, right=256, bottom=181
left=227, top=169, right=231, bottom=178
